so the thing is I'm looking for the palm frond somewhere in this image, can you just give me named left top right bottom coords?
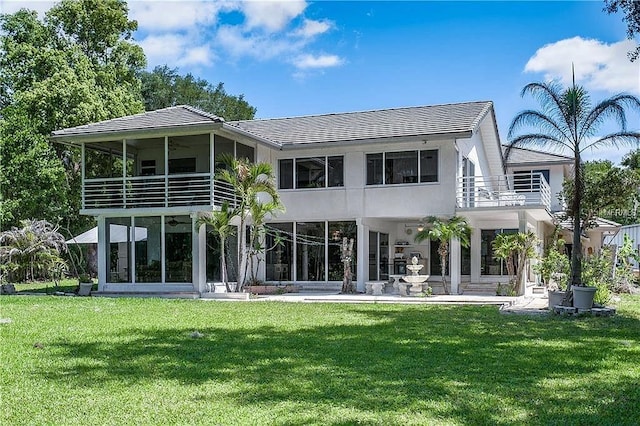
left=508, top=110, right=571, bottom=142
left=507, top=134, right=573, bottom=153
left=581, top=131, right=640, bottom=153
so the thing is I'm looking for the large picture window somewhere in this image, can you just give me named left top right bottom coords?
left=264, top=221, right=357, bottom=283
left=366, top=150, right=438, bottom=185
left=278, top=156, right=344, bottom=189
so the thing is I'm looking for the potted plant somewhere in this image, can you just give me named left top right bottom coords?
left=77, top=273, right=94, bottom=296
left=576, top=247, right=615, bottom=309
left=533, top=234, right=570, bottom=309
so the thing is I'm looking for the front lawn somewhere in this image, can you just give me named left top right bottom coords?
left=11, top=279, right=83, bottom=294
left=1, top=296, right=639, bottom=425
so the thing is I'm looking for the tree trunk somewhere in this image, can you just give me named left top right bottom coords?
left=237, top=219, right=247, bottom=292
left=221, top=238, right=230, bottom=292
left=341, top=237, right=355, bottom=294
left=567, top=150, right=582, bottom=305
left=439, top=241, right=449, bottom=294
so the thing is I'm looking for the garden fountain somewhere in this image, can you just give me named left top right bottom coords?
left=401, top=256, right=430, bottom=296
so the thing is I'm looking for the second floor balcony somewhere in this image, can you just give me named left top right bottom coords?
left=82, top=174, right=236, bottom=211
left=456, top=172, right=551, bottom=211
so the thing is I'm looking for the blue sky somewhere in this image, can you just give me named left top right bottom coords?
left=4, top=0, right=640, bottom=162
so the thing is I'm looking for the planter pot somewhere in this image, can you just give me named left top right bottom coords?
left=548, top=290, right=566, bottom=309
left=78, top=282, right=93, bottom=296
left=572, top=286, right=597, bottom=309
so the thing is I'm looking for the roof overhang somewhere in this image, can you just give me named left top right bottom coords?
left=51, top=122, right=224, bottom=145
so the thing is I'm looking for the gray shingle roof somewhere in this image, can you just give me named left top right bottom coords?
left=226, top=101, right=493, bottom=146
left=503, top=145, right=573, bottom=165
left=51, top=105, right=223, bottom=138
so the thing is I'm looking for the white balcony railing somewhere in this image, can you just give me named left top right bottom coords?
left=83, top=173, right=236, bottom=210
left=457, top=173, right=551, bottom=210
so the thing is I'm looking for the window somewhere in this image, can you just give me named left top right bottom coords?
left=140, top=160, right=156, bottom=176
left=168, top=158, right=196, bottom=174
left=366, top=150, right=438, bottom=185
left=328, top=221, right=357, bottom=280
left=278, top=156, right=344, bottom=189
left=327, top=156, right=344, bottom=187
left=386, top=151, right=418, bottom=184
left=296, top=157, right=325, bottom=188
left=368, top=231, right=389, bottom=281
left=513, top=169, right=550, bottom=191
left=366, top=153, right=383, bottom=185
left=296, top=222, right=325, bottom=281
left=265, top=223, right=293, bottom=281
left=481, top=229, right=518, bottom=275
left=421, top=150, right=439, bottom=182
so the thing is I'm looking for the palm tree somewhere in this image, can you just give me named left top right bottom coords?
left=216, top=154, right=282, bottom=290
left=507, top=78, right=640, bottom=291
left=414, top=216, right=471, bottom=294
left=0, top=219, right=67, bottom=282
left=197, top=201, right=236, bottom=292
left=492, top=231, right=539, bottom=295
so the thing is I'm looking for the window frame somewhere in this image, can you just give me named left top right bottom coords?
left=366, top=149, right=439, bottom=186
left=278, top=155, right=345, bottom=190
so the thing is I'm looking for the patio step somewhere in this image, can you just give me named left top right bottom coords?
left=462, top=283, right=498, bottom=296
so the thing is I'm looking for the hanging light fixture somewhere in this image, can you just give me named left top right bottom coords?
left=417, top=223, right=425, bottom=232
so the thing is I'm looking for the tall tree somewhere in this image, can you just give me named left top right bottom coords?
left=604, top=0, right=640, bottom=61
left=414, top=216, right=471, bottom=295
left=507, top=79, right=640, bottom=290
left=140, top=65, right=257, bottom=120
left=0, top=1, right=145, bottom=233
left=563, top=160, right=640, bottom=225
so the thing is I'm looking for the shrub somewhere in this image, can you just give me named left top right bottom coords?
left=593, top=280, right=612, bottom=305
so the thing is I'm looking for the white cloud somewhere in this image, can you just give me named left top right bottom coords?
left=137, top=34, right=213, bottom=67
left=293, top=53, right=343, bottom=69
left=4, top=0, right=343, bottom=74
left=292, top=19, right=333, bottom=38
left=1, top=0, right=57, bottom=17
left=525, top=37, right=640, bottom=94
left=216, top=25, right=303, bottom=60
left=240, top=0, right=307, bottom=32
left=128, top=1, right=224, bottom=31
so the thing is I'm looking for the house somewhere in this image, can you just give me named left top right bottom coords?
left=52, top=102, right=583, bottom=296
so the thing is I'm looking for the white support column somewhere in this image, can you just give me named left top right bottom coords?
left=450, top=237, right=461, bottom=294
left=161, top=215, right=166, bottom=283
left=192, top=214, right=206, bottom=293
left=131, top=217, right=136, bottom=284
left=164, top=136, right=169, bottom=207
left=518, top=211, right=527, bottom=232
left=356, top=218, right=366, bottom=292
left=122, top=139, right=127, bottom=208
left=210, top=132, right=215, bottom=207
left=324, top=221, right=329, bottom=283
left=292, top=222, right=297, bottom=282
left=81, top=143, right=85, bottom=209
left=97, top=216, right=106, bottom=290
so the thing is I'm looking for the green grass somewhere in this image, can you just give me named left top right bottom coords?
left=1, top=296, right=639, bottom=425
left=12, top=279, right=84, bottom=294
